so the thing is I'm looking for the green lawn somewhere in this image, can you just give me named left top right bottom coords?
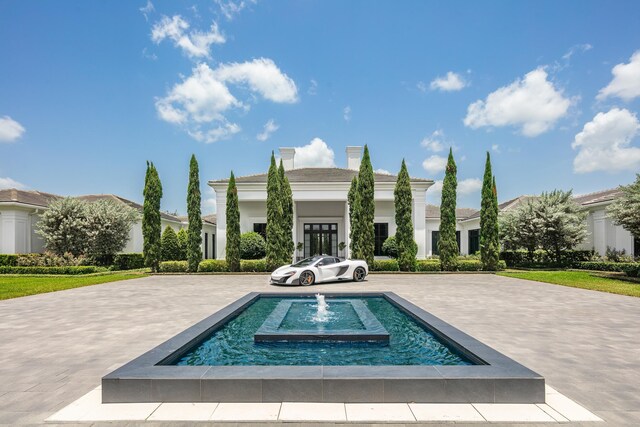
left=498, top=270, right=640, bottom=297
left=0, top=272, right=147, bottom=300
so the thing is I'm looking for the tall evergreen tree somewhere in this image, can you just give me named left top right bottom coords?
left=355, top=145, right=375, bottom=266
left=438, top=148, right=458, bottom=271
left=480, top=152, right=500, bottom=270
left=348, top=175, right=359, bottom=258
left=143, top=162, right=163, bottom=272
left=279, top=160, right=294, bottom=263
left=265, top=152, right=283, bottom=270
left=187, top=154, right=202, bottom=272
left=225, top=171, right=241, bottom=272
left=176, top=228, right=188, bottom=260
left=394, top=159, right=417, bottom=271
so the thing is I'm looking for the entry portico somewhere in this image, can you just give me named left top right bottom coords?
left=209, top=146, right=433, bottom=261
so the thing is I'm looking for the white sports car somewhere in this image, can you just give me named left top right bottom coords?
left=270, top=255, right=368, bottom=286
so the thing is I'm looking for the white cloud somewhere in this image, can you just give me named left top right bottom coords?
left=422, top=155, right=447, bottom=174
left=0, top=116, right=25, bottom=142
left=572, top=108, right=640, bottom=173
left=188, top=122, right=241, bottom=144
left=458, top=178, right=483, bottom=194
left=343, top=106, right=351, bottom=122
left=308, top=79, right=318, bottom=95
left=151, top=15, right=225, bottom=59
left=139, top=0, right=154, bottom=21
left=562, top=43, right=592, bottom=61
left=293, top=138, right=336, bottom=168
left=374, top=168, right=392, bottom=175
left=0, top=176, right=27, bottom=190
left=430, top=72, right=467, bottom=92
left=416, top=81, right=428, bottom=93
left=215, top=0, right=251, bottom=20
left=421, top=129, right=445, bottom=152
left=597, top=50, right=640, bottom=101
left=256, top=119, right=279, bottom=141
left=464, top=67, right=572, bottom=137
left=429, top=180, right=443, bottom=194
left=214, top=58, right=298, bottom=103
left=491, top=144, right=500, bottom=153
left=203, top=187, right=217, bottom=213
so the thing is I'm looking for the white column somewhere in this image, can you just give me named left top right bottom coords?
left=412, top=191, right=426, bottom=259
left=292, top=201, right=297, bottom=262
left=344, top=201, right=350, bottom=259
left=215, top=192, right=227, bottom=259
left=0, top=210, right=28, bottom=254
left=592, top=210, right=606, bottom=255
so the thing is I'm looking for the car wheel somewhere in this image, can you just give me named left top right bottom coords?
left=299, top=270, right=315, bottom=286
left=353, top=267, right=366, bottom=282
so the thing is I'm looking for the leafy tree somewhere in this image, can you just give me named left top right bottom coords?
left=36, top=197, right=89, bottom=256
left=480, top=152, right=500, bottom=270
left=279, top=160, right=294, bottom=263
left=394, top=159, right=417, bottom=271
left=499, top=200, right=539, bottom=257
left=608, top=174, right=640, bottom=239
left=143, top=161, right=163, bottom=272
left=225, top=171, right=241, bottom=272
left=85, top=199, right=138, bottom=265
left=535, top=190, right=587, bottom=264
left=382, top=235, right=397, bottom=258
left=265, top=153, right=283, bottom=270
left=348, top=175, right=359, bottom=258
left=438, top=148, right=458, bottom=271
left=354, top=145, right=375, bottom=266
left=161, top=226, right=182, bottom=261
left=240, top=231, right=267, bottom=259
left=176, top=228, right=188, bottom=260
left=187, top=154, right=203, bottom=272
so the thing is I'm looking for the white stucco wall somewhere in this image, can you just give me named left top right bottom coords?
left=425, top=217, right=481, bottom=256
left=578, top=206, right=635, bottom=256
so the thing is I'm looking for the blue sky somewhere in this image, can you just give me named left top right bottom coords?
left=1, top=0, right=639, bottom=215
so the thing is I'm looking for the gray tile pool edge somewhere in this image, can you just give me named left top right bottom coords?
left=102, top=292, right=544, bottom=404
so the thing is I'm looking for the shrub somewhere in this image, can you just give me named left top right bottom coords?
left=574, top=261, right=634, bottom=272
left=240, top=259, right=268, bottom=272
left=0, top=254, right=18, bottom=266
left=198, top=259, right=228, bottom=272
left=16, top=252, right=86, bottom=267
left=0, top=266, right=104, bottom=275
left=112, top=253, right=145, bottom=270
left=240, top=232, right=267, bottom=260
left=604, top=246, right=634, bottom=263
left=622, top=263, right=640, bottom=277
left=161, top=226, right=182, bottom=261
left=372, top=259, right=399, bottom=271
left=500, top=249, right=594, bottom=268
left=158, top=261, right=188, bottom=272
left=416, top=260, right=440, bottom=271
left=382, top=235, right=397, bottom=258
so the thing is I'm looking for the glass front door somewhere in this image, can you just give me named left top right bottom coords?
left=304, top=223, right=338, bottom=257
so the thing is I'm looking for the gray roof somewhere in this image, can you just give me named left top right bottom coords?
left=573, top=188, right=622, bottom=206
left=203, top=214, right=216, bottom=225
left=0, top=189, right=61, bottom=207
left=425, top=204, right=478, bottom=219
left=210, top=168, right=432, bottom=184
left=76, top=194, right=181, bottom=222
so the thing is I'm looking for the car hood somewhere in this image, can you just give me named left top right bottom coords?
left=272, top=265, right=294, bottom=274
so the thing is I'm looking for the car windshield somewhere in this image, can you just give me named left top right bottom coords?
left=292, top=256, right=323, bottom=267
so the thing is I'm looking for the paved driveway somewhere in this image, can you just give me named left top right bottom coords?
left=0, top=273, right=638, bottom=425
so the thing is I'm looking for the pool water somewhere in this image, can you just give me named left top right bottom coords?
left=279, top=301, right=365, bottom=331
left=173, top=297, right=474, bottom=366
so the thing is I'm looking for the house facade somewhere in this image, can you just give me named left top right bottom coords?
left=0, top=189, right=216, bottom=258
left=209, top=147, right=434, bottom=260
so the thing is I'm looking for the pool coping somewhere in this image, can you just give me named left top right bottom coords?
left=102, top=292, right=545, bottom=404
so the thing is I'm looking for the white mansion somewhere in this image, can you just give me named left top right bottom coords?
left=0, top=146, right=637, bottom=259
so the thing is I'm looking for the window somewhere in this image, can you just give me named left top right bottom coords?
left=304, top=223, right=338, bottom=257
left=374, top=223, right=389, bottom=256
left=635, top=237, right=640, bottom=258
left=253, top=223, right=267, bottom=240
left=432, top=230, right=461, bottom=255
left=204, top=233, right=208, bottom=259
left=468, top=229, right=480, bottom=255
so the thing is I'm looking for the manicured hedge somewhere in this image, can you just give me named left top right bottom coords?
left=240, top=259, right=268, bottom=272
left=159, top=261, right=189, bottom=272
left=415, top=260, right=440, bottom=271
left=0, top=266, right=105, bottom=275
left=575, top=261, right=640, bottom=277
left=198, top=259, right=228, bottom=272
left=0, top=254, right=18, bottom=266
left=371, top=259, right=399, bottom=271
left=112, top=253, right=145, bottom=270
left=414, top=259, right=506, bottom=272
left=500, top=249, right=594, bottom=268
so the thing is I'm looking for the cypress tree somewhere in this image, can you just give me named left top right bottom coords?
left=394, top=159, right=417, bottom=271
left=176, top=228, right=188, bottom=260
left=438, top=148, right=458, bottom=271
left=492, top=176, right=500, bottom=263
left=348, top=175, right=359, bottom=258
left=480, top=152, right=500, bottom=270
left=355, top=145, right=375, bottom=266
left=143, top=161, right=162, bottom=272
left=279, top=160, right=294, bottom=264
left=161, top=226, right=181, bottom=261
left=187, top=154, right=202, bottom=272
left=225, top=171, right=241, bottom=272
left=265, top=152, right=283, bottom=270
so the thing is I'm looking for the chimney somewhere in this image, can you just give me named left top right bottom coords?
left=279, top=147, right=295, bottom=170
left=346, top=146, right=363, bottom=171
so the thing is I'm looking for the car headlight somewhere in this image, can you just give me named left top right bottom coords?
left=282, top=271, right=296, bottom=276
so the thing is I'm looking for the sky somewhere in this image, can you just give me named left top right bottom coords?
left=1, top=0, right=640, bottom=216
